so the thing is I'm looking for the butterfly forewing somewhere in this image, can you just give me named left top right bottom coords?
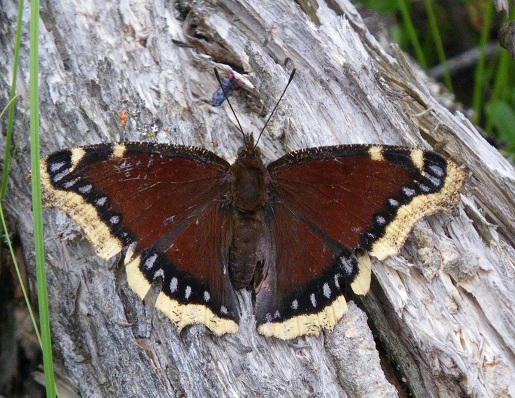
left=268, top=145, right=463, bottom=259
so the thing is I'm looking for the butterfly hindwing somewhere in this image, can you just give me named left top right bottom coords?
left=41, top=142, right=239, bottom=335
left=256, top=202, right=372, bottom=339
left=125, top=199, right=239, bottom=334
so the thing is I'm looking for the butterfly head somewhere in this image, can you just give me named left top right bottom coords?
left=237, top=133, right=261, bottom=159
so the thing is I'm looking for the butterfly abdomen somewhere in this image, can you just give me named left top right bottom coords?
left=229, top=210, right=271, bottom=289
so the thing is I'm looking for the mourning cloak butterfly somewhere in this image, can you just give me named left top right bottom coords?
left=41, top=132, right=464, bottom=339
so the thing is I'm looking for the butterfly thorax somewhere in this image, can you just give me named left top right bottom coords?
left=230, top=155, right=268, bottom=211
left=228, top=148, right=271, bottom=289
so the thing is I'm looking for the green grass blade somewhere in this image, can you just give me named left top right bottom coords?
left=29, top=0, right=58, bottom=396
left=422, top=0, right=453, bottom=92
left=485, top=50, right=510, bottom=133
left=397, top=0, right=427, bottom=68
left=472, top=0, right=494, bottom=123
left=1, top=0, right=24, bottom=201
left=0, top=203, right=42, bottom=346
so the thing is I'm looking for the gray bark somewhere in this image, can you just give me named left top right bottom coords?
left=1, top=0, right=514, bottom=397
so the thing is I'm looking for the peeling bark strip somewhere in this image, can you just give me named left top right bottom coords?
left=1, top=0, right=514, bottom=397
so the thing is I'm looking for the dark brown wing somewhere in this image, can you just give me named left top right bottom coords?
left=41, top=142, right=239, bottom=335
left=257, top=144, right=464, bottom=338
left=255, top=202, right=372, bottom=339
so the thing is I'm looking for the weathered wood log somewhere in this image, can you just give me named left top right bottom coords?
left=1, top=0, right=514, bottom=396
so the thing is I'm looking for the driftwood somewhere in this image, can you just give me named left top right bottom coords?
left=1, top=0, right=514, bottom=396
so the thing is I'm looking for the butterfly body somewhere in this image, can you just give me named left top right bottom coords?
left=228, top=208, right=270, bottom=290
left=41, top=138, right=464, bottom=339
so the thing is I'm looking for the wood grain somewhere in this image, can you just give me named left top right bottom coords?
left=1, top=0, right=514, bottom=396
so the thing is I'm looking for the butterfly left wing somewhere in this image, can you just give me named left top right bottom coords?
left=41, top=143, right=239, bottom=335
left=255, top=201, right=372, bottom=339
left=257, top=145, right=464, bottom=339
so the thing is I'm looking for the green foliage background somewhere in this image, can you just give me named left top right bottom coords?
left=356, top=0, right=515, bottom=159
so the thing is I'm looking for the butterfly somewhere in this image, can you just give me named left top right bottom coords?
left=40, top=130, right=464, bottom=339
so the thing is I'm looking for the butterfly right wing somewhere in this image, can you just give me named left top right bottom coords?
left=257, top=145, right=463, bottom=339
left=254, top=201, right=370, bottom=339
left=41, top=142, right=239, bottom=335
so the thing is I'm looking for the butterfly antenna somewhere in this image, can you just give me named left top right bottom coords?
left=214, top=67, right=245, bottom=139
left=254, top=67, right=296, bottom=150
